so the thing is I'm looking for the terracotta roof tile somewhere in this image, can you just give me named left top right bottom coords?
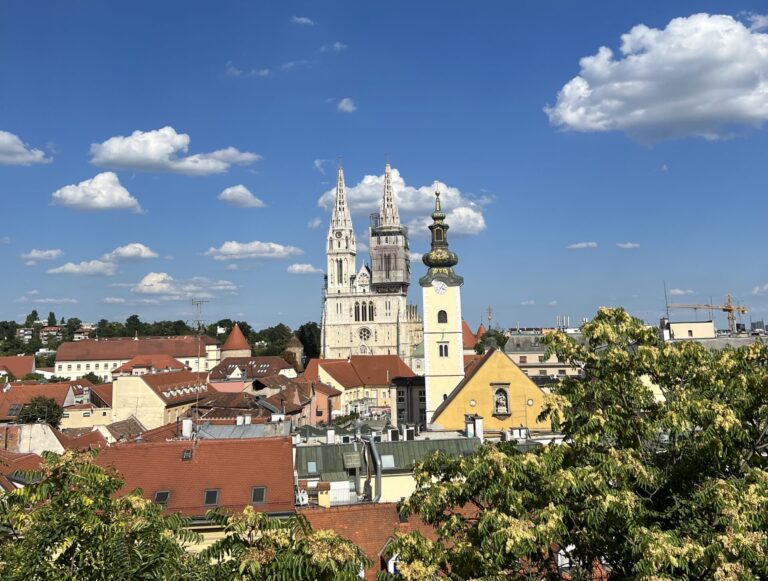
left=0, top=355, right=35, bottom=379
left=113, top=354, right=187, bottom=374
left=0, top=383, right=73, bottom=421
left=56, top=335, right=219, bottom=362
left=95, top=438, right=295, bottom=516
left=221, top=324, right=251, bottom=352
left=105, top=416, right=146, bottom=441
left=304, top=356, right=415, bottom=389
left=209, top=356, right=292, bottom=380
left=462, top=320, right=477, bottom=350
left=90, top=383, right=113, bottom=407
left=137, top=370, right=209, bottom=404
left=0, top=450, right=42, bottom=491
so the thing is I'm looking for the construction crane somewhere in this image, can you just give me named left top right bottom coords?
left=667, top=294, right=748, bottom=335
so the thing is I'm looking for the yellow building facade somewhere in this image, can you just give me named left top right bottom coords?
left=431, top=349, right=550, bottom=434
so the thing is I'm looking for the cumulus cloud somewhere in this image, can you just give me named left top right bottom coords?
left=218, top=184, right=266, bottom=208
left=205, top=240, right=303, bottom=261
left=131, top=272, right=237, bottom=300
left=225, top=61, right=270, bottom=78
left=337, top=98, right=357, bottom=113
left=102, top=242, right=158, bottom=261
left=318, top=167, right=488, bottom=236
left=567, top=242, right=598, bottom=249
left=52, top=172, right=143, bottom=213
left=545, top=13, right=768, bottom=142
left=308, top=217, right=322, bottom=229
left=617, top=242, right=641, bottom=249
left=291, top=15, right=314, bottom=25
left=409, top=252, right=423, bottom=262
left=287, top=263, right=323, bottom=274
left=48, top=260, right=117, bottom=276
left=90, top=126, right=259, bottom=175
left=0, top=130, right=51, bottom=165
left=669, top=288, right=696, bottom=296
left=21, top=248, right=63, bottom=265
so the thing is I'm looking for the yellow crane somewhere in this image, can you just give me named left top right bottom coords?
left=667, top=294, right=748, bottom=335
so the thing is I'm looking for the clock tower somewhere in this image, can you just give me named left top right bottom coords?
left=420, top=190, right=465, bottom=424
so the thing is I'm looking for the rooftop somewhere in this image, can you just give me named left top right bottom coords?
left=56, top=335, right=220, bottom=362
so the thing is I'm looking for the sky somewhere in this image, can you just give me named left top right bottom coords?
left=2, top=1, right=768, bottom=331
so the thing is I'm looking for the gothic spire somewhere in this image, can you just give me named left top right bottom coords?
left=331, top=162, right=353, bottom=231
left=379, top=162, right=400, bottom=227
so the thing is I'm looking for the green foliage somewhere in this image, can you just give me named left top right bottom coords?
left=0, top=451, right=199, bottom=580
left=46, top=312, right=57, bottom=327
left=297, top=321, right=321, bottom=359
left=16, top=396, right=64, bottom=428
left=253, top=323, right=293, bottom=356
left=390, top=307, right=768, bottom=580
left=197, top=506, right=371, bottom=580
left=96, top=316, right=194, bottom=339
left=21, top=373, right=44, bottom=381
left=82, top=371, right=105, bottom=385
left=24, top=310, right=39, bottom=327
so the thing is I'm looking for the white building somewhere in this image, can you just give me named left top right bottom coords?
left=320, top=163, right=422, bottom=361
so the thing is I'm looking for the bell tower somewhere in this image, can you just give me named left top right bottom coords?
left=326, top=163, right=356, bottom=294
left=420, top=190, right=464, bottom=423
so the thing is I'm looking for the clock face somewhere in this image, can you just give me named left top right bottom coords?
left=335, top=231, right=342, bottom=239
left=433, top=281, right=448, bottom=295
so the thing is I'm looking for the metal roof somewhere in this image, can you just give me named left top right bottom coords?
left=195, top=422, right=292, bottom=440
left=374, top=438, right=482, bottom=474
left=295, top=443, right=366, bottom=479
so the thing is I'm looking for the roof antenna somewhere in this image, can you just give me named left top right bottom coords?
left=663, top=281, right=670, bottom=319
left=191, top=298, right=208, bottom=431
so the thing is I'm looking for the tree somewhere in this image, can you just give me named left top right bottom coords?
left=24, top=310, right=39, bottom=327
left=16, top=396, right=64, bottom=427
left=21, top=373, right=44, bottom=381
left=62, top=317, right=82, bottom=342
left=198, top=506, right=370, bottom=580
left=0, top=451, right=198, bottom=579
left=297, top=321, right=321, bottom=359
left=474, top=328, right=508, bottom=354
left=253, top=323, right=293, bottom=356
left=46, top=312, right=57, bottom=327
left=388, top=308, right=768, bottom=580
left=82, top=371, right=104, bottom=385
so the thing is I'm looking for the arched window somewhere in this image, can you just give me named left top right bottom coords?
left=368, top=302, right=374, bottom=321
left=361, top=302, right=368, bottom=321
left=435, top=228, right=444, bottom=242
left=437, top=310, right=448, bottom=324
left=354, top=302, right=360, bottom=322
left=336, top=259, right=343, bottom=284
left=494, top=389, right=509, bottom=415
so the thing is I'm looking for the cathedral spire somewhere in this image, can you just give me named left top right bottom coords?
left=331, top=162, right=353, bottom=231
left=379, top=162, right=400, bottom=227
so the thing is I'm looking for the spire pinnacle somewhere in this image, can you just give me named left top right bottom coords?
left=379, top=160, right=400, bottom=227
left=331, top=162, right=353, bottom=230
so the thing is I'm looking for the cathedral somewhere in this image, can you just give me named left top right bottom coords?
left=320, top=163, right=422, bottom=361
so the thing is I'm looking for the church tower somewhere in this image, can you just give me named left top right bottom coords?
left=326, top=164, right=356, bottom=293
left=420, top=190, right=465, bottom=423
left=369, top=162, right=410, bottom=294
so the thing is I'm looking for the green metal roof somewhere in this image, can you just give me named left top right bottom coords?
left=374, top=438, right=482, bottom=474
left=295, top=443, right=365, bottom=479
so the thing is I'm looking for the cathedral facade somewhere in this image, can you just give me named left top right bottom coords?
left=320, top=163, right=422, bottom=361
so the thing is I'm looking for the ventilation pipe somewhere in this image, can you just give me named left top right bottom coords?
left=181, top=418, right=193, bottom=439
left=362, top=436, right=382, bottom=503
left=326, top=427, right=336, bottom=445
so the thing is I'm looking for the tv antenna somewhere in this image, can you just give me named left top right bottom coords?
left=486, top=306, right=494, bottom=329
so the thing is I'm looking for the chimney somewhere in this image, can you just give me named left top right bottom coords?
left=326, top=427, right=336, bottom=445
left=181, top=418, right=193, bottom=439
left=236, top=415, right=245, bottom=426
left=244, top=415, right=252, bottom=425
left=474, top=416, right=484, bottom=443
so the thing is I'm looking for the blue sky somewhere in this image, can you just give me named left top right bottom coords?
left=2, top=1, right=768, bottom=331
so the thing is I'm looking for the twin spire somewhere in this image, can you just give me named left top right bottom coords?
left=330, top=161, right=401, bottom=232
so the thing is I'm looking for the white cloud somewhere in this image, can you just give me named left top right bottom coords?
left=753, top=283, right=768, bottom=295
left=287, top=263, right=323, bottom=274
left=321, top=41, right=347, bottom=52
left=0, top=130, right=51, bottom=165
left=669, top=288, right=696, bottom=296
left=131, top=272, right=237, bottom=300
left=205, top=240, right=303, bottom=261
left=548, top=300, right=559, bottom=306
left=521, top=300, right=536, bottom=306
left=218, top=184, right=266, bottom=208
left=291, top=15, right=314, bottom=25
left=409, top=252, right=423, bottom=262
left=567, top=242, right=598, bottom=249
left=319, top=167, right=488, bottom=236
left=52, top=172, right=143, bottom=213
left=617, top=242, right=640, bottom=249
left=32, top=297, right=77, bottom=305
left=281, top=60, right=309, bottom=71
left=102, top=242, right=158, bottom=261
left=90, top=126, right=259, bottom=175
left=225, top=263, right=238, bottom=271
left=546, top=13, right=768, bottom=142
left=27, top=290, right=39, bottom=295
left=744, top=12, right=768, bottom=31
left=135, top=299, right=160, bottom=305
left=314, top=158, right=331, bottom=174
left=102, top=297, right=127, bottom=304
left=21, top=248, right=63, bottom=265
left=308, top=217, right=322, bottom=229
left=337, top=98, right=357, bottom=113
left=48, top=260, right=117, bottom=276
left=225, top=61, right=270, bottom=78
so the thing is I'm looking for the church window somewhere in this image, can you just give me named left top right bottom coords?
left=361, top=302, right=367, bottom=321
left=368, top=301, right=374, bottom=321
left=354, top=302, right=360, bottom=322
left=435, top=228, right=444, bottom=242
left=336, top=259, right=343, bottom=284
left=437, top=310, right=448, bottom=324
left=359, top=328, right=371, bottom=341
left=438, top=342, right=449, bottom=357
left=384, top=254, right=392, bottom=279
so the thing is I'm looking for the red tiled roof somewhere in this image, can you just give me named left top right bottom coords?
left=222, top=324, right=251, bottom=352
left=476, top=323, right=487, bottom=338
left=113, top=354, right=187, bottom=374
left=0, top=450, right=42, bottom=491
left=311, top=381, right=342, bottom=397
left=303, top=356, right=415, bottom=389
left=0, top=383, right=73, bottom=421
left=209, top=356, right=292, bottom=380
left=56, top=335, right=219, bottom=362
left=52, top=428, right=107, bottom=451
left=90, top=383, right=113, bottom=407
left=137, top=370, right=209, bottom=405
left=95, top=438, right=295, bottom=516
left=105, top=416, right=146, bottom=441
left=0, top=355, right=35, bottom=379
left=300, top=503, right=437, bottom=580
left=462, top=320, right=477, bottom=350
